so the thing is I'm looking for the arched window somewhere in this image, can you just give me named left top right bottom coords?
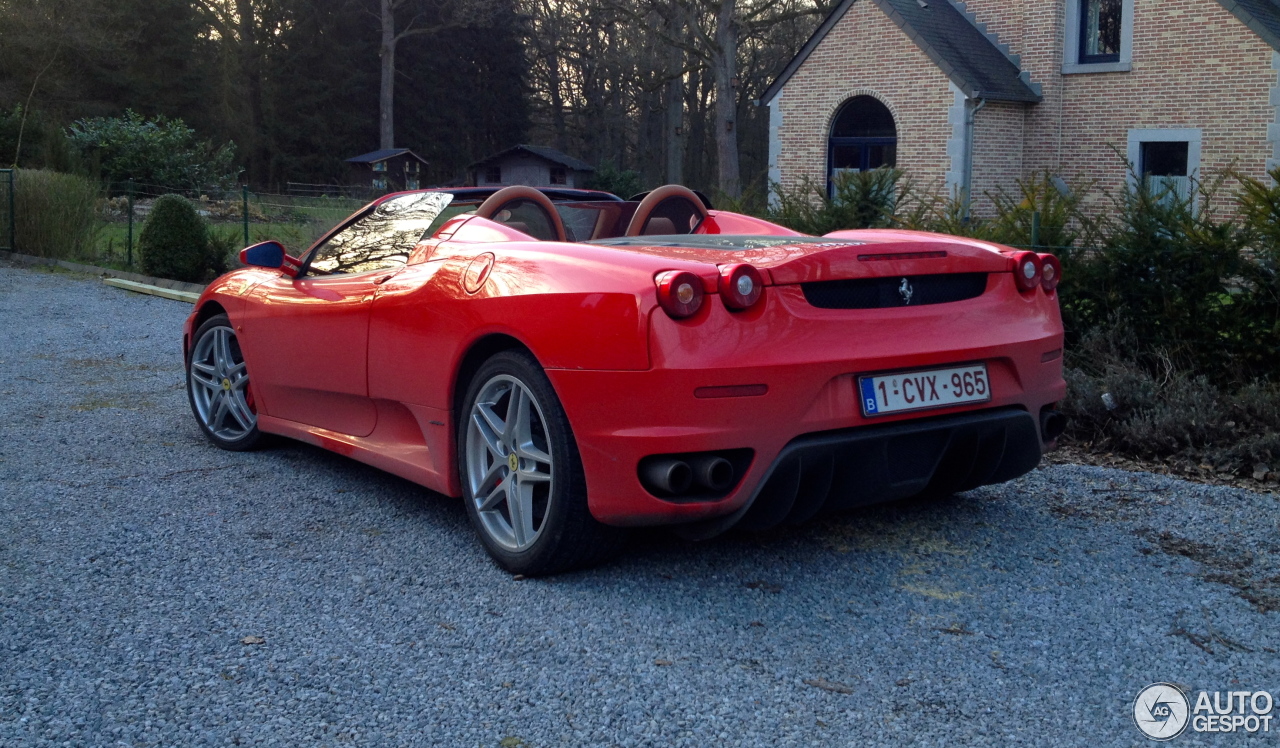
left=828, top=96, right=898, bottom=194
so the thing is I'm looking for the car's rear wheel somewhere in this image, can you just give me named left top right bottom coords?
left=459, top=350, right=624, bottom=575
left=187, top=314, right=264, bottom=451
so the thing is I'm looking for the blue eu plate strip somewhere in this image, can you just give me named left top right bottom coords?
left=859, top=377, right=879, bottom=415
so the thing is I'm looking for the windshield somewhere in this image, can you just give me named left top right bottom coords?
left=309, top=191, right=454, bottom=275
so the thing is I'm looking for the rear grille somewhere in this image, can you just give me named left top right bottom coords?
left=801, top=273, right=988, bottom=309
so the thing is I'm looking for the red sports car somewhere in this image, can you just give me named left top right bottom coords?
left=183, top=184, right=1066, bottom=574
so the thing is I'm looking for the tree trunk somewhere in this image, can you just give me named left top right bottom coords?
left=685, top=67, right=708, bottom=189
left=379, top=0, right=396, bottom=149
left=663, top=23, right=684, bottom=184
left=546, top=50, right=567, bottom=151
left=711, top=0, right=740, bottom=198
left=236, top=0, right=264, bottom=185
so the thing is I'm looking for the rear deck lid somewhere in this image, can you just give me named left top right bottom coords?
left=588, top=232, right=1012, bottom=283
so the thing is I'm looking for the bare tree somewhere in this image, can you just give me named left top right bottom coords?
left=376, top=0, right=495, bottom=149
left=3, top=0, right=107, bottom=166
left=515, top=0, right=829, bottom=195
left=614, top=0, right=827, bottom=198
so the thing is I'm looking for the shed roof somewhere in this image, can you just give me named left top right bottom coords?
left=761, top=0, right=1041, bottom=105
left=470, top=144, right=595, bottom=172
left=346, top=148, right=429, bottom=165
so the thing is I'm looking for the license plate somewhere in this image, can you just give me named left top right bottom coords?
left=859, top=364, right=991, bottom=417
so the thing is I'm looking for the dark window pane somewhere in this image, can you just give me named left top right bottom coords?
left=832, top=145, right=862, bottom=169
left=1081, top=0, right=1122, bottom=61
left=831, top=96, right=896, bottom=138
left=309, top=192, right=453, bottom=275
left=1140, top=141, right=1189, bottom=177
left=867, top=144, right=897, bottom=169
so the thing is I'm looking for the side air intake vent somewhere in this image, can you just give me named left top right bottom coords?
left=802, top=273, right=988, bottom=309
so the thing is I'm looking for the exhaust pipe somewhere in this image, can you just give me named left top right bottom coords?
left=1040, top=409, right=1067, bottom=441
left=640, top=457, right=693, bottom=495
left=689, top=455, right=735, bottom=492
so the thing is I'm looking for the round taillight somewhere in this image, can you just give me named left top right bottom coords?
left=655, top=270, right=704, bottom=318
left=718, top=263, right=764, bottom=310
left=1038, top=253, right=1061, bottom=292
left=1012, top=251, right=1042, bottom=293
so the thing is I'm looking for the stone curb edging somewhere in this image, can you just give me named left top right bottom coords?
left=0, top=250, right=209, bottom=296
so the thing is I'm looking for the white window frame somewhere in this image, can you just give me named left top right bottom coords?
left=1063, top=0, right=1135, bottom=74
left=1126, top=128, right=1201, bottom=203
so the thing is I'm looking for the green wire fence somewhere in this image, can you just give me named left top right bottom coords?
left=0, top=169, right=14, bottom=253
left=95, top=181, right=371, bottom=268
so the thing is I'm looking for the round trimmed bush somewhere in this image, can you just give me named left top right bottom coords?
left=139, top=194, right=211, bottom=282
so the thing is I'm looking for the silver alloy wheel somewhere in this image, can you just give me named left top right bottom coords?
left=465, top=374, right=555, bottom=552
left=188, top=325, right=256, bottom=441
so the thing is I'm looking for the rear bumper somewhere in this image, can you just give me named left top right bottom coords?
left=725, top=407, right=1041, bottom=533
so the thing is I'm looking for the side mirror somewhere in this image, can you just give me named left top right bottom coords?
left=240, top=241, right=286, bottom=268
left=239, top=241, right=302, bottom=277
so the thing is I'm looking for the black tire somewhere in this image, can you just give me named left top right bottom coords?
left=186, top=313, right=265, bottom=452
left=457, top=350, right=626, bottom=575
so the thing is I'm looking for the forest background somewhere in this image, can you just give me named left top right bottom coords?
left=0, top=0, right=837, bottom=198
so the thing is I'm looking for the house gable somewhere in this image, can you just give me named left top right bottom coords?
left=762, top=0, right=1040, bottom=105
left=770, top=0, right=961, bottom=196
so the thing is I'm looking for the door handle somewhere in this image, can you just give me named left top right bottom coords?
left=373, top=274, right=395, bottom=285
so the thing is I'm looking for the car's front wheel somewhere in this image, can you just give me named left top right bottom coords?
left=186, top=313, right=264, bottom=451
left=459, top=350, right=624, bottom=575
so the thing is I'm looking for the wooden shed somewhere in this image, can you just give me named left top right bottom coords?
left=346, top=149, right=429, bottom=193
left=468, top=145, right=594, bottom=189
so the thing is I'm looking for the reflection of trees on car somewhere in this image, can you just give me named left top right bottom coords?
left=310, top=192, right=453, bottom=275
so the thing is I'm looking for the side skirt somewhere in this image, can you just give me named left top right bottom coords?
left=257, top=399, right=457, bottom=497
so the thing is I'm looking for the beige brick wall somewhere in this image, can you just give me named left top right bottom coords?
left=776, top=0, right=1278, bottom=214
left=972, top=101, right=1028, bottom=208
left=1056, top=0, right=1274, bottom=201
left=962, top=0, right=1275, bottom=198
left=776, top=0, right=955, bottom=197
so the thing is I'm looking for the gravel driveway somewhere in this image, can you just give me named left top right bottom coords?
left=2, top=262, right=1278, bottom=747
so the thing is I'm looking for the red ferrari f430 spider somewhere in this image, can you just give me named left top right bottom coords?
left=183, top=184, right=1066, bottom=574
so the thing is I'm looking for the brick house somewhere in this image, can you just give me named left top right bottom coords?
left=760, top=0, right=1280, bottom=213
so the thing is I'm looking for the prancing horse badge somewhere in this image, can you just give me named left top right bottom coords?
left=898, top=278, right=914, bottom=305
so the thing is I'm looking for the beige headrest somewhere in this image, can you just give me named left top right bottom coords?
left=643, top=217, right=677, bottom=235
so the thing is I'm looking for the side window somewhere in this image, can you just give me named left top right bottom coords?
left=308, top=191, right=453, bottom=276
